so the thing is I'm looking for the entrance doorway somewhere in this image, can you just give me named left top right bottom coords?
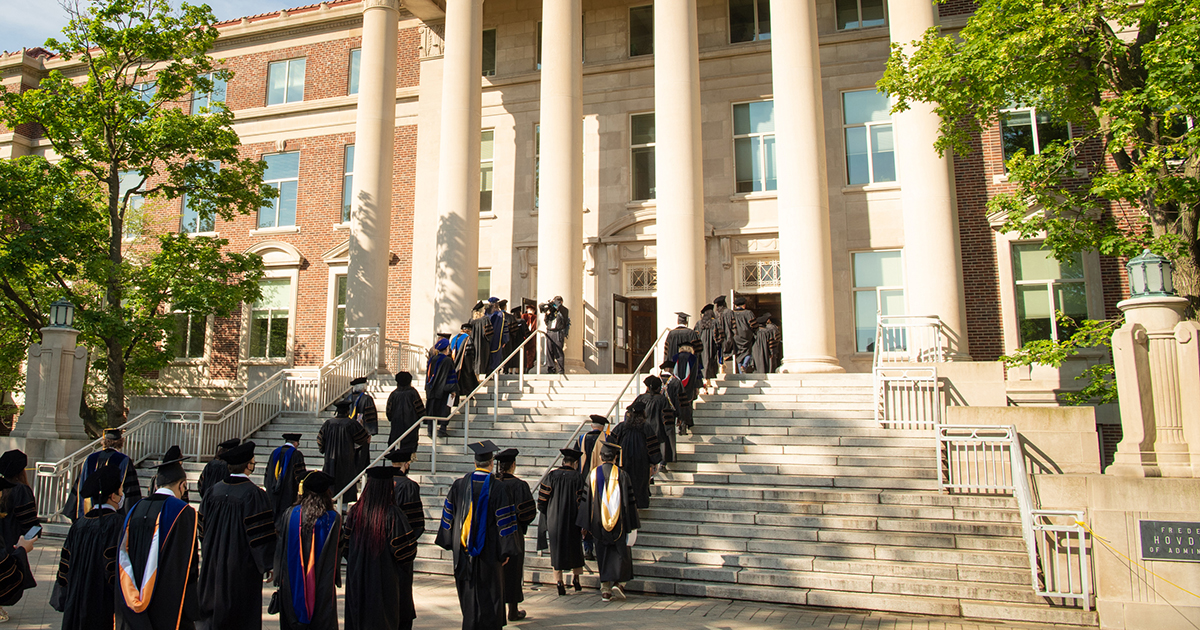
left=736, top=291, right=783, bottom=344
left=612, top=295, right=657, bottom=373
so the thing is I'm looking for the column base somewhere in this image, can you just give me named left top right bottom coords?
left=1107, top=451, right=1161, bottom=478
left=779, top=357, right=845, bottom=374
left=565, top=358, right=589, bottom=374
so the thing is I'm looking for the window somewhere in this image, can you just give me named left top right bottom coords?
left=181, top=161, right=219, bottom=234
left=349, top=49, right=361, bottom=95
left=250, top=278, right=291, bottom=359
left=625, top=262, right=657, bottom=296
left=267, top=58, right=306, bottom=105
left=736, top=256, right=781, bottom=292
left=537, top=22, right=542, bottom=70
left=533, top=124, right=540, bottom=211
left=191, top=73, right=226, bottom=114
left=482, top=29, right=497, bottom=77
left=478, top=270, right=491, bottom=301
left=133, top=82, right=157, bottom=104
left=341, top=145, right=355, bottom=224
left=843, top=89, right=896, bottom=185
left=730, top=0, right=770, bottom=43
left=836, top=0, right=886, bottom=30
left=630, top=5, right=654, bottom=57
left=480, top=130, right=495, bottom=213
left=118, top=170, right=145, bottom=238
left=733, top=101, right=776, bottom=192
left=1013, top=243, right=1087, bottom=344
left=852, top=250, right=905, bottom=352
left=173, top=312, right=207, bottom=359
left=999, top=106, right=1069, bottom=164
left=631, top=113, right=656, bottom=200
left=333, top=275, right=348, bottom=355
left=259, top=152, right=300, bottom=229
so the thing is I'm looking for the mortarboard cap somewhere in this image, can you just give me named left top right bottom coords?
left=350, top=377, right=368, bottom=386
left=676, top=311, right=690, bottom=319
left=626, top=400, right=646, bottom=415
left=659, top=360, right=675, bottom=370
left=282, top=433, right=302, bottom=441
left=643, top=375, right=662, bottom=390
left=701, top=303, right=714, bottom=313
left=0, top=450, right=27, bottom=479
left=433, top=338, right=450, bottom=351
left=334, top=399, right=354, bottom=414
left=560, top=448, right=583, bottom=461
left=156, top=445, right=186, bottom=467
left=588, top=414, right=609, bottom=426
left=385, top=449, right=414, bottom=463
left=468, top=440, right=500, bottom=460
left=84, top=463, right=123, bottom=501
left=104, top=428, right=124, bottom=440
left=713, top=295, right=727, bottom=305
left=495, top=448, right=519, bottom=463
left=734, top=295, right=748, bottom=306
left=301, top=471, right=335, bottom=494
left=487, top=297, right=499, bottom=303
left=473, top=301, right=486, bottom=311
left=154, top=445, right=187, bottom=485
left=436, top=333, right=452, bottom=339
left=221, top=441, right=256, bottom=466
left=461, top=322, right=472, bottom=330
left=366, top=466, right=396, bottom=480
left=217, top=438, right=240, bottom=451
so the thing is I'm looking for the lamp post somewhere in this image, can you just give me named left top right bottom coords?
left=1125, top=250, right=1175, bottom=298
left=11, top=298, right=91, bottom=456
left=48, top=299, right=75, bottom=328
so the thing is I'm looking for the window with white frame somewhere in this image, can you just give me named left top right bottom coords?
left=333, top=274, right=348, bottom=355
left=999, top=105, right=1069, bottom=165
left=267, top=58, right=306, bottom=105
left=625, top=262, right=657, bottom=296
left=259, top=152, right=300, bottom=229
left=631, top=113, right=656, bottom=201
left=482, top=29, right=497, bottom=77
left=133, top=82, right=157, bottom=104
left=629, top=5, right=654, bottom=57
left=118, top=170, right=145, bottom=238
left=172, top=311, right=207, bottom=359
left=341, top=145, right=355, bottom=224
left=1012, top=242, right=1087, bottom=344
left=843, top=89, right=896, bottom=185
left=836, top=0, right=886, bottom=30
left=852, top=250, right=905, bottom=352
left=349, top=49, right=361, bottom=95
left=480, top=130, right=495, bottom=213
left=250, top=278, right=291, bottom=359
left=733, top=101, right=777, bottom=193
left=736, top=256, right=781, bottom=292
left=191, top=73, right=226, bottom=114
left=478, top=269, right=492, bottom=301
left=729, top=0, right=770, bottom=43
left=181, top=161, right=219, bottom=234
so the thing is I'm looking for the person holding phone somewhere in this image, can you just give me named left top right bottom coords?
left=0, top=450, right=38, bottom=551
left=50, top=462, right=124, bottom=629
left=0, top=473, right=37, bottom=622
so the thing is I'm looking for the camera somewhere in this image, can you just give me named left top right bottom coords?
left=539, top=302, right=557, bottom=314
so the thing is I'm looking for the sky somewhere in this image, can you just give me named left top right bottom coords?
left=0, top=0, right=294, bottom=53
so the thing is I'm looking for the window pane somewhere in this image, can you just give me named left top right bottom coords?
left=264, top=152, right=300, bottom=180
left=1035, top=110, right=1069, bottom=149
left=342, top=145, right=355, bottom=223
left=880, top=289, right=905, bottom=316
left=854, top=291, right=879, bottom=352
left=173, top=313, right=190, bottom=357
left=734, top=137, right=755, bottom=193
left=257, top=279, right=292, bottom=309
left=478, top=270, right=491, bottom=301
left=630, top=6, right=654, bottom=57
left=733, top=103, right=751, bottom=136
left=845, top=127, right=870, bottom=185
left=729, top=0, right=757, bottom=43
left=286, top=59, right=306, bottom=103
left=757, top=0, right=771, bottom=38
left=481, top=130, right=495, bottom=160
left=188, top=314, right=206, bottom=357
left=480, top=164, right=494, bottom=212
left=349, top=49, right=361, bottom=95
left=267, top=62, right=287, bottom=105
left=211, top=76, right=227, bottom=104
left=278, top=181, right=297, bottom=227
left=750, top=101, right=774, bottom=133
left=836, top=0, right=861, bottom=29
left=871, top=123, right=896, bottom=182
left=482, top=29, right=497, bottom=76
left=1000, top=110, right=1034, bottom=162
left=269, top=313, right=289, bottom=357
left=250, top=313, right=270, bottom=357
left=335, top=307, right=347, bottom=355
left=1017, top=285, right=1053, bottom=344
left=763, top=135, right=777, bottom=191
left=632, top=146, right=655, bottom=200
left=853, top=250, right=903, bottom=287
left=843, top=90, right=891, bottom=124
left=258, top=201, right=276, bottom=228
left=1013, top=243, right=1084, bottom=281
left=861, top=0, right=886, bottom=27
left=631, top=113, right=655, bottom=145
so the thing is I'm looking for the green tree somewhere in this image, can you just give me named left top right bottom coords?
left=0, top=0, right=273, bottom=426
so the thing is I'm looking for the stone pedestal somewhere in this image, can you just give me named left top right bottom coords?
left=12, top=327, right=92, bottom=462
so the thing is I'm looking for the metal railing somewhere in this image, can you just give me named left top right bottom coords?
left=872, top=315, right=947, bottom=364
left=937, top=424, right=1092, bottom=609
left=872, top=314, right=947, bottom=429
left=385, top=338, right=427, bottom=377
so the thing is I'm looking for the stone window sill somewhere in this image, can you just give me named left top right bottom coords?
left=625, top=200, right=657, bottom=210
left=841, top=182, right=900, bottom=194
left=333, top=222, right=350, bottom=231
left=729, top=191, right=778, bottom=202
left=249, top=225, right=300, bottom=236
left=480, top=211, right=498, bottom=221
left=241, top=358, right=290, bottom=366
left=182, top=231, right=219, bottom=238
left=168, top=358, right=208, bottom=367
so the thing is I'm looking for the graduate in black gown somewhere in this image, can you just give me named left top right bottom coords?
left=537, top=448, right=585, bottom=595
left=317, top=399, right=371, bottom=502
left=265, top=433, right=307, bottom=519
left=750, top=313, right=782, bottom=373
left=116, top=447, right=200, bottom=630
left=434, top=441, right=522, bottom=630
left=634, top=375, right=676, bottom=465
left=196, top=438, right=239, bottom=501
left=486, top=299, right=508, bottom=373
left=51, top=462, right=123, bottom=630
left=387, top=372, right=426, bottom=453
left=731, top=296, right=758, bottom=372
left=576, top=440, right=640, bottom=602
left=343, top=466, right=419, bottom=630
left=274, top=471, right=341, bottom=630
left=468, top=305, right=494, bottom=382
left=346, top=376, right=379, bottom=435
left=492, top=449, right=536, bottom=622
left=426, top=338, right=459, bottom=438
left=713, top=296, right=734, bottom=374
left=670, top=344, right=702, bottom=435
left=386, top=448, right=424, bottom=627
left=695, top=304, right=720, bottom=383
left=577, top=415, right=608, bottom=474
left=0, top=450, right=38, bottom=550
left=197, top=442, right=275, bottom=630
left=65, top=429, right=141, bottom=522
left=0, top=472, right=36, bottom=622
left=610, top=401, right=661, bottom=510
left=663, top=312, right=702, bottom=362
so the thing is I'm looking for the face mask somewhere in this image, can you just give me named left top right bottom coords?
left=117, top=494, right=126, bottom=510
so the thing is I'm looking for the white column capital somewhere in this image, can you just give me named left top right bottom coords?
left=362, top=0, right=401, bottom=11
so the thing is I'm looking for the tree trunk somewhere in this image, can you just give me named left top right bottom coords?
left=104, top=168, right=126, bottom=427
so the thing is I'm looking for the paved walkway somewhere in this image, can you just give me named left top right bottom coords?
left=8, top=539, right=1078, bottom=629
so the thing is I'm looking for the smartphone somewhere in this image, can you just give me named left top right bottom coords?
left=24, top=525, right=41, bottom=540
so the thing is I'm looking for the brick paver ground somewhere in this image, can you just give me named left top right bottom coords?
left=4, top=540, right=1080, bottom=629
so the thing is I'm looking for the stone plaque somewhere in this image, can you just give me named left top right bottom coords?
left=1139, top=520, right=1200, bottom=562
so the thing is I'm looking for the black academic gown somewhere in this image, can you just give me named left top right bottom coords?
left=115, top=493, right=201, bottom=630
left=425, top=354, right=459, bottom=419
left=732, top=308, right=757, bottom=370
left=665, top=377, right=693, bottom=434
left=576, top=463, right=640, bottom=584
left=65, top=450, right=141, bottom=522
left=393, top=470, right=424, bottom=626
left=196, top=458, right=228, bottom=501
left=386, top=386, right=426, bottom=452
left=715, top=307, right=735, bottom=358
left=197, top=477, right=276, bottom=630
left=317, top=415, right=372, bottom=502
left=0, top=483, right=38, bottom=549
left=493, top=473, right=535, bottom=605
left=578, top=430, right=604, bottom=473
left=344, top=502, right=419, bottom=630
left=635, top=391, right=676, bottom=463
left=469, top=317, right=493, bottom=378
left=487, top=310, right=507, bottom=373
left=696, top=314, right=721, bottom=379
left=275, top=507, right=341, bottom=630
left=537, top=467, right=584, bottom=571
left=434, top=470, right=522, bottom=630
left=663, top=326, right=702, bottom=363
left=751, top=325, right=780, bottom=373
left=611, top=418, right=661, bottom=509
left=51, top=506, right=124, bottom=630
left=348, top=391, right=379, bottom=436
left=264, top=445, right=307, bottom=519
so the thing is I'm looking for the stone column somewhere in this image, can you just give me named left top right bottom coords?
left=654, top=0, right=706, bottom=339
left=346, top=0, right=399, bottom=364
left=433, top=0, right=485, bottom=334
left=1176, top=321, right=1200, bottom=477
left=537, top=0, right=585, bottom=372
left=772, top=0, right=843, bottom=373
left=11, top=327, right=91, bottom=462
left=887, top=0, right=970, bottom=359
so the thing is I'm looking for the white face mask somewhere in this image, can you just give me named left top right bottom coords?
left=116, top=494, right=126, bottom=510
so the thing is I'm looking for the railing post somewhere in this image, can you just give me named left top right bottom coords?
left=537, top=332, right=543, bottom=375
left=493, top=378, right=499, bottom=425
left=431, top=429, right=437, bottom=474
left=464, top=402, right=471, bottom=447
left=519, top=344, right=525, bottom=391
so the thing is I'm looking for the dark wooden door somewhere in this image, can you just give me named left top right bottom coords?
left=613, top=294, right=631, bottom=373
left=628, top=298, right=658, bottom=371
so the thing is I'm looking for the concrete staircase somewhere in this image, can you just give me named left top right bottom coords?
left=126, top=372, right=1097, bottom=626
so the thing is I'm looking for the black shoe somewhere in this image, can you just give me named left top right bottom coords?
left=508, top=609, right=526, bottom=621
left=557, top=582, right=566, bottom=596
left=573, top=576, right=582, bottom=592
left=585, top=551, right=595, bottom=561
left=437, top=429, right=449, bottom=438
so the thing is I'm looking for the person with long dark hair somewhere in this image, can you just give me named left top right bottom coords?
left=0, top=450, right=38, bottom=550
left=492, top=449, right=536, bottom=621
left=344, top=466, right=419, bottom=630
left=274, top=471, right=340, bottom=630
